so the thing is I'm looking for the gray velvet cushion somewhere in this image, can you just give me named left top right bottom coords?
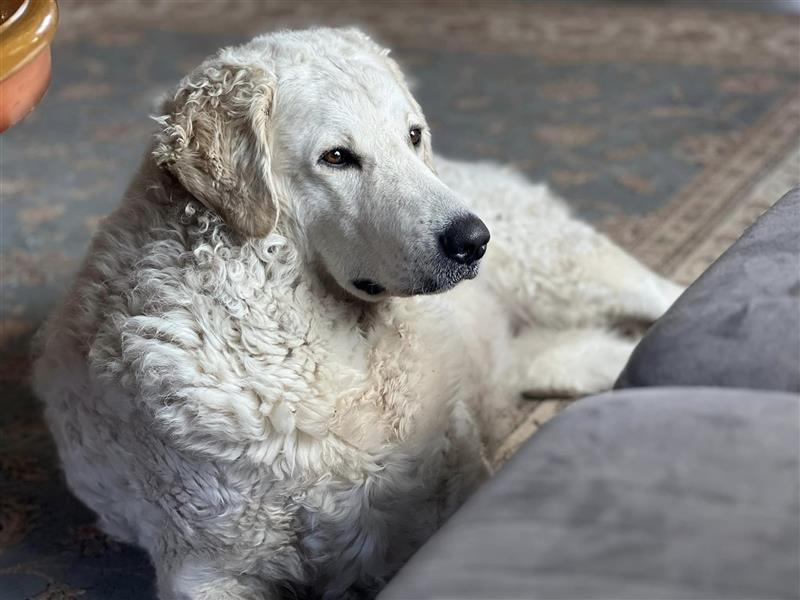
left=380, top=388, right=800, bottom=600
left=616, top=187, right=800, bottom=392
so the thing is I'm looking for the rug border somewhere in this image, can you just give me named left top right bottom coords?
left=602, top=91, right=800, bottom=281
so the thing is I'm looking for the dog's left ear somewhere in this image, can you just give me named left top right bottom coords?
left=153, top=60, right=279, bottom=238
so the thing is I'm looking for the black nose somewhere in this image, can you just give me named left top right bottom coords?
left=439, top=214, right=490, bottom=265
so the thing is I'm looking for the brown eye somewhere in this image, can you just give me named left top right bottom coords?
left=409, top=127, right=422, bottom=147
left=320, top=148, right=358, bottom=168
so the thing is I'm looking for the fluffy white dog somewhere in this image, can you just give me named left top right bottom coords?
left=34, top=28, right=682, bottom=599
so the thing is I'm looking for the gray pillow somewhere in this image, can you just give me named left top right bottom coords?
left=380, top=388, right=800, bottom=600
left=616, top=187, right=800, bottom=392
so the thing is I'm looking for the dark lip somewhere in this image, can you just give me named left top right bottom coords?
left=352, top=279, right=386, bottom=295
left=353, top=260, right=481, bottom=298
left=407, top=279, right=442, bottom=295
left=406, top=262, right=480, bottom=295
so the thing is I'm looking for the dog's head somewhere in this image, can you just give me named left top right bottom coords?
left=154, top=28, right=489, bottom=300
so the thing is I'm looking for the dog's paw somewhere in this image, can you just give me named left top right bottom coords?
left=516, top=330, right=635, bottom=399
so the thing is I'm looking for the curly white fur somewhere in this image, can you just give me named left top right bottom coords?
left=33, top=28, right=682, bottom=599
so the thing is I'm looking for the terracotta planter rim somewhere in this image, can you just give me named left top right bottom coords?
left=0, top=0, right=58, bottom=81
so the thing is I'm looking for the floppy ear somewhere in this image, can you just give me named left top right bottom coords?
left=153, top=60, right=278, bottom=238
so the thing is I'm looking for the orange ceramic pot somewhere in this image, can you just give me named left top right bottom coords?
left=0, top=0, right=58, bottom=132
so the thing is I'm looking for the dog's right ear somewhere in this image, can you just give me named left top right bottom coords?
left=153, top=60, right=279, bottom=238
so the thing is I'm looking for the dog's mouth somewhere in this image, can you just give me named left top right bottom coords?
left=352, top=279, right=386, bottom=296
left=352, top=260, right=480, bottom=299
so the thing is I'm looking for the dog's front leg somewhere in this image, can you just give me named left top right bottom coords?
left=505, top=327, right=637, bottom=399
left=565, top=232, right=685, bottom=326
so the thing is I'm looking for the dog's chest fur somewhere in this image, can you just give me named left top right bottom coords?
left=162, top=204, right=474, bottom=465
left=38, top=200, right=483, bottom=589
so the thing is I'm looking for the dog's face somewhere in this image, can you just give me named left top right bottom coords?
left=154, top=28, right=489, bottom=301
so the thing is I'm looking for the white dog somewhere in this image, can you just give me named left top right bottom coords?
left=34, top=28, right=681, bottom=599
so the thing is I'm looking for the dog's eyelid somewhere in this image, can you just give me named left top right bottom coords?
left=319, top=147, right=361, bottom=169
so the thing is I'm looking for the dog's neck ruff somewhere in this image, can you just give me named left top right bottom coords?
left=177, top=190, right=393, bottom=316
left=168, top=195, right=448, bottom=465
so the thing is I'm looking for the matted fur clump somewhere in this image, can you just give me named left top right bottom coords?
left=34, top=27, right=681, bottom=599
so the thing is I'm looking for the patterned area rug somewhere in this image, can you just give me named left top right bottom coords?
left=1, top=2, right=798, bottom=598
